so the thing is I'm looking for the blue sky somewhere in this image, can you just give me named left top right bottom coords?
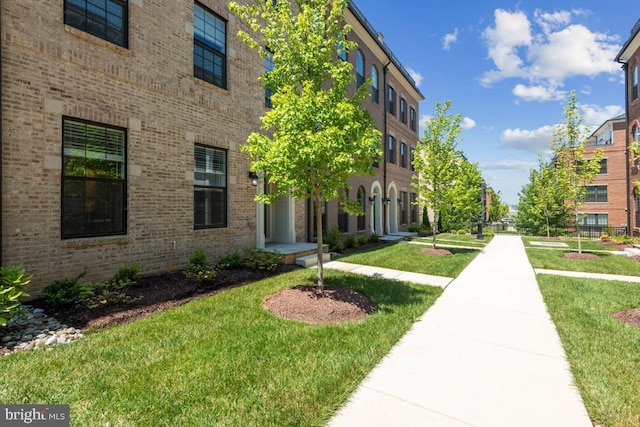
left=353, top=0, right=637, bottom=205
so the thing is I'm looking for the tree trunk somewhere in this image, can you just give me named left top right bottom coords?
left=576, top=209, right=582, bottom=254
left=315, top=193, right=325, bottom=290
left=431, top=208, right=438, bottom=249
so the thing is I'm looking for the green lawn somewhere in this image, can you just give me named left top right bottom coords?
left=526, top=247, right=640, bottom=276
left=0, top=269, right=442, bottom=427
left=522, top=236, right=614, bottom=251
left=538, top=275, right=640, bottom=427
left=414, top=232, right=491, bottom=248
left=336, top=241, right=480, bottom=277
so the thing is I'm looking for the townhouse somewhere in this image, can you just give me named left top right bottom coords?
left=1, top=1, right=422, bottom=292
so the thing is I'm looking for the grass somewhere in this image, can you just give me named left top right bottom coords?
left=538, top=275, right=640, bottom=427
left=0, top=269, right=442, bottom=427
left=335, top=241, right=480, bottom=277
left=525, top=247, right=640, bottom=276
left=414, top=232, right=491, bottom=248
left=521, top=236, right=615, bottom=251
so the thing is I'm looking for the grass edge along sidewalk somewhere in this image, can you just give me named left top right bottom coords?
left=538, top=275, right=640, bottom=427
left=0, top=268, right=442, bottom=427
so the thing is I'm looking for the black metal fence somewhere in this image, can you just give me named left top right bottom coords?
left=488, top=223, right=628, bottom=238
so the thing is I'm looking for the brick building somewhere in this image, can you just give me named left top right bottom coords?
left=616, top=18, right=640, bottom=232
left=1, top=1, right=422, bottom=292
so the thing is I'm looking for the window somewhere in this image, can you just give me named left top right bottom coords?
left=356, top=50, right=365, bottom=88
left=400, top=98, right=407, bottom=124
left=598, top=158, right=607, bottom=174
left=581, top=213, right=608, bottom=227
left=586, top=185, right=607, bottom=203
left=337, top=41, right=347, bottom=61
left=62, top=118, right=127, bottom=238
left=634, top=125, right=640, bottom=166
left=64, top=0, right=128, bottom=48
left=409, top=107, right=417, bottom=131
left=194, top=145, right=227, bottom=228
left=194, top=3, right=227, bottom=89
left=400, top=191, right=408, bottom=225
left=388, top=86, right=396, bottom=116
left=338, top=190, right=349, bottom=232
left=410, top=147, right=415, bottom=171
left=388, top=135, right=396, bottom=164
left=371, top=66, right=379, bottom=103
left=410, top=193, right=418, bottom=223
left=634, top=64, right=639, bottom=100
left=264, top=53, right=275, bottom=108
left=357, top=186, right=366, bottom=230
left=400, top=142, right=407, bottom=168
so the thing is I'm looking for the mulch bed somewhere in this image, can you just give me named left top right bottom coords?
left=613, top=308, right=640, bottom=328
left=419, top=247, right=453, bottom=256
left=561, top=252, right=601, bottom=260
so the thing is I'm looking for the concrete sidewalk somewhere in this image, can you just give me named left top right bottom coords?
left=328, top=235, right=592, bottom=427
left=323, top=260, right=453, bottom=288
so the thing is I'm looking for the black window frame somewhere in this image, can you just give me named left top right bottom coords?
left=357, top=186, right=366, bottom=231
left=400, top=142, right=407, bottom=168
left=371, top=65, right=379, bottom=103
left=400, top=191, right=408, bottom=225
left=194, top=2, right=227, bottom=89
left=388, top=135, right=396, bottom=164
left=410, top=192, right=418, bottom=223
left=338, top=190, right=349, bottom=233
left=633, top=64, right=639, bottom=101
left=388, top=86, right=396, bottom=116
left=356, top=50, right=365, bottom=88
left=264, top=52, right=275, bottom=108
left=410, top=147, right=415, bottom=171
left=64, top=0, right=128, bottom=48
left=598, top=158, right=607, bottom=174
left=586, top=185, right=607, bottom=203
left=194, top=145, right=228, bottom=229
left=61, top=117, right=127, bottom=239
left=409, top=107, right=417, bottom=131
left=400, top=98, right=407, bottom=124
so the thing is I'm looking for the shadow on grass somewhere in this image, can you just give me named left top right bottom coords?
left=438, top=247, right=479, bottom=255
left=296, top=271, right=442, bottom=315
left=334, top=242, right=396, bottom=258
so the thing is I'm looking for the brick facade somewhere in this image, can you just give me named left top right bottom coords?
left=1, top=1, right=422, bottom=293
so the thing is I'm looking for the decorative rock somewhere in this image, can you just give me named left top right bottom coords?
left=44, top=336, right=57, bottom=346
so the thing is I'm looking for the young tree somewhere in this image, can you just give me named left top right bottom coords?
left=229, top=0, right=381, bottom=289
left=450, top=158, right=483, bottom=233
left=412, top=101, right=462, bottom=247
left=488, top=189, right=510, bottom=222
left=551, top=90, right=603, bottom=252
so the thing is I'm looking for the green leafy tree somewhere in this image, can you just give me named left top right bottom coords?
left=450, top=158, right=483, bottom=233
left=412, top=101, right=462, bottom=247
left=229, top=0, right=381, bottom=289
left=551, top=90, right=603, bottom=252
left=488, top=189, right=510, bottom=222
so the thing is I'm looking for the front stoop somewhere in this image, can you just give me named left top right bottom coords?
left=296, top=253, right=331, bottom=268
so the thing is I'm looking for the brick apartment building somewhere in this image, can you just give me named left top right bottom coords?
left=616, top=18, right=640, bottom=233
left=580, top=114, right=628, bottom=231
left=0, top=1, right=422, bottom=292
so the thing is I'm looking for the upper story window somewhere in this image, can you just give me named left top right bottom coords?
left=337, top=40, right=347, bottom=61
left=633, top=125, right=640, bottom=166
left=410, top=147, right=415, bottom=171
left=265, top=53, right=275, bottom=108
left=388, top=135, right=396, bottom=164
left=410, top=107, right=417, bottom=131
left=194, top=3, right=227, bottom=89
left=586, top=185, right=607, bottom=203
left=634, top=64, right=639, bottom=101
left=400, top=98, right=407, bottom=124
left=400, top=142, right=407, bottom=167
left=356, top=50, right=365, bottom=88
left=62, top=118, right=127, bottom=239
left=64, top=0, right=128, bottom=48
left=371, top=66, right=379, bottom=103
left=194, top=145, right=227, bottom=228
left=598, top=158, right=607, bottom=174
left=388, top=86, right=396, bottom=116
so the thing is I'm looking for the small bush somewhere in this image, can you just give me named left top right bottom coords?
left=85, top=280, right=142, bottom=309
left=245, top=248, right=281, bottom=271
left=110, top=264, right=140, bottom=286
left=343, top=235, right=356, bottom=249
left=217, top=251, right=246, bottom=269
left=325, top=227, right=343, bottom=252
left=483, top=230, right=495, bottom=237
left=600, top=233, right=611, bottom=242
left=183, top=249, right=216, bottom=282
left=0, top=265, right=32, bottom=326
left=611, top=234, right=632, bottom=245
left=369, top=233, right=380, bottom=243
left=456, top=229, right=467, bottom=235
left=42, top=271, right=92, bottom=309
left=357, top=235, right=367, bottom=245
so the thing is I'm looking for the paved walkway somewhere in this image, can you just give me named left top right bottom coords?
left=328, top=235, right=593, bottom=427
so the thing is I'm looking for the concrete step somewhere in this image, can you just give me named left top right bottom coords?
left=296, top=253, right=331, bottom=268
left=624, top=247, right=640, bottom=256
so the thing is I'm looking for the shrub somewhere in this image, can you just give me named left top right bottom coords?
left=343, top=235, right=356, bottom=249
left=42, top=271, right=92, bottom=309
left=483, top=230, right=495, bottom=237
left=600, top=233, right=611, bottom=242
left=456, top=229, right=467, bottom=235
left=110, top=264, right=140, bottom=286
left=183, top=249, right=216, bottom=282
left=611, top=234, right=632, bottom=245
left=217, top=251, right=246, bottom=269
left=85, top=280, right=142, bottom=309
left=0, top=265, right=31, bottom=326
left=325, top=227, right=343, bottom=252
left=369, top=232, right=380, bottom=243
left=604, top=225, right=615, bottom=237
left=357, top=235, right=368, bottom=246
left=245, top=248, right=281, bottom=271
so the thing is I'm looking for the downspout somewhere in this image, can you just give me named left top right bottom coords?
left=382, top=60, right=390, bottom=235
left=1, top=6, right=3, bottom=264
left=617, top=58, right=632, bottom=234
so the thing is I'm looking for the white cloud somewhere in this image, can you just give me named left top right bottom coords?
left=419, top=114, right=431, bottom=128
left=579, top=103, right=624, bottom=127
left=443, top=28, right=458, bottom=51
left=481, top=8, right=622, bottom=102
left=461, top=117, right=477, bottom=129
left=499, top=125, right=554, bottom=153
left=407, top=67, right=423, bottom=87
left=512, top=83, right=565, bottom=101
left=480, top=160, right=537, bottom=171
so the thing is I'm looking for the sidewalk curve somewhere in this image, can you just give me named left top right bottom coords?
left=328, top=235, right=592, bottom=427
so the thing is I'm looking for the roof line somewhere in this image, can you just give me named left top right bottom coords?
left=615, top=18, right=640, bottom=63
